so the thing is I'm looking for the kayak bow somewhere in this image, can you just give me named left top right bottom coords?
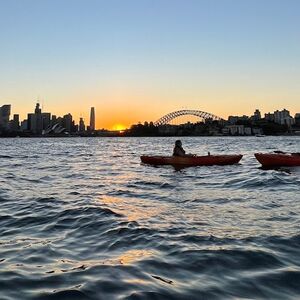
left=254, top=153, right=300, bottom=167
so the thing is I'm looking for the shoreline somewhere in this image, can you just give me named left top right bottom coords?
left=1, top=134, right=300, bottom=139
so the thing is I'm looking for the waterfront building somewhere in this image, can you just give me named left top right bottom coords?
left=51, top=115, right=57, bottom=125
left=295, top=113, right=300, bottom=126
left=0, top=104, right=11, bottom=129
left=224, top=125, right=245, bottom=135
left=244, top=127, right=252, bottom=135
left=158, top=125, right=177, bottom=135
left=56, top=117, right=63, bottom=127
left=63, top=113, right=73, bottom=133
left=228, top=116, right=239, bottom=125
left=20, top=120, right=28, bottom=132
left=274, top=109, right=294, bottom=127
left=13, top=114, right=20, bottom=126
left=33, top=114, right=43, bottom=134
left=52, top=123, right=66, bottom=134
left=27, top=103, right=43, bottom=134
left=42, top=113, right=51, bottom=130
left=224, top=125, right=255, bottom=135
left=252, top=109, right=261, bottom=121
left=8, top=114, right=20, bottom=131
left=79, top=118, right=85, bottom=132
left=90, top=107, right=95, bottom=131
left=264, top=113, right=275, bottom=122
left=27, top=113, right=33, bottom=132
left=228, top=115, right=249, bottom=125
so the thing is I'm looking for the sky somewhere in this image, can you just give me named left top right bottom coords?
left=0, top=0, right=299, bottom=129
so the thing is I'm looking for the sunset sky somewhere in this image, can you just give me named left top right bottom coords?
left=0, top=0, right=299, bottom=129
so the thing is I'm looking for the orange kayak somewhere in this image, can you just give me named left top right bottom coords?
left=255, top=153, right=300, bottom=167
left=141, top=154, right=243, bottom=166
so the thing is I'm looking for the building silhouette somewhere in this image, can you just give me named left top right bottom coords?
left=20, top=120, right=28, bottom=131
left=274, top=109, right=294, bottom=127
left=27, top=103, right=42, bottom=134
left=59, top=113, right=77, bottom=133
left=42, top=113, right=51, bottom=130
left=90, top=107, right=95, bottom=131
left=8, top=114, right=20, bottom=131
left=79, top=118, right=85, bottom=132
left=252, top=109, right=261, bottom=121
left=25, top=103, right=52, bottom=134
left=295, top=113, right=300, bottom=126
left=1, top=102, right=299, bottom=137
left=0, top=104, right=11, bottom=129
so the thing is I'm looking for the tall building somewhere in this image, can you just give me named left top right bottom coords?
left=27, top=113, right=34, bottom=131
left=42, top=113, right=51, bottom=130
left=51, top=115, right=57, bottom=126
left=90, top=107, right=95, bottom=131
left=20, top=120, right=28, bottom=132
left=25, top=103, right=51, bottom=134
left=79, top=118, right=85, bottom=132
left=63, top=113, right=73, bottom=132
left=9, top=114, right=20, bottom=131
left=0, top=104, right=11, bottom=129
left=295, top=113, right=300, bottom=126
left=28, top=103, right=43, bottom=134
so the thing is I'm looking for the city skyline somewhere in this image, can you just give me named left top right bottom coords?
left=3, top=101, right=300, bottom=130
left=1, top=102, right=299, bottom=134
left=1, top=101, right=300, bottom=138
left=1, top=0, right=300, bottom=129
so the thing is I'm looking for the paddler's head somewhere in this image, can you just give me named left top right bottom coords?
left=175, top=140, right=182, bottom=147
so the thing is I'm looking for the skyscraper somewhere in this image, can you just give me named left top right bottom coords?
left=42, top=113, right=51, bottom=130
left=9, top=114, right=20, bottom=131
left=63, top=113, right=73, bottom=133
left=29, top=103, right=43, bottom=134
left=0, top=105, right=11, bottom=129
left=90, top=107, right=95, bottom=131
left=79, top=118, right=85, bottom=132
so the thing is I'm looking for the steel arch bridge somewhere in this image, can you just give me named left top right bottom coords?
left=154, top=109, right=223, bottom=126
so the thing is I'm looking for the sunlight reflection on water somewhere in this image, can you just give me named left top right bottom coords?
left=0, top=136, right=299, bottom=299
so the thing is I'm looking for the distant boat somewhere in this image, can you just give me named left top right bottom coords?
left=255, top=134, right=265, bottom=137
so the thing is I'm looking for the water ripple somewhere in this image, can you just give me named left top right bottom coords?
left=0, top=136, right=299, bottom=299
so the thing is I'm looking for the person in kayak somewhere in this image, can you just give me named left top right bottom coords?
left=173, top=140, right=185, bottom=156
left=173, top=140, right=195, bottom=157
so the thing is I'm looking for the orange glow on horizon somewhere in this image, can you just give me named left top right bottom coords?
left=10, top=91, right=300, bottom=131
left=111, top=123, right=128, bottom=131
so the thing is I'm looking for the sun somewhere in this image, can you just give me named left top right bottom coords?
left=112, top=124, right=127, bottom=132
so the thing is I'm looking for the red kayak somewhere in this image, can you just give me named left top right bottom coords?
left=141, top=154, right=243, bottom=166
left=255, top=153, right=300, bottom=167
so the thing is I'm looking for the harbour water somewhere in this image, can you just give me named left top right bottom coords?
left=0, top=136, right=300, bottom=300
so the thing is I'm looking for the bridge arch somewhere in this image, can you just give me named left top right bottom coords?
left=154, top=109, right=223, bottom=126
